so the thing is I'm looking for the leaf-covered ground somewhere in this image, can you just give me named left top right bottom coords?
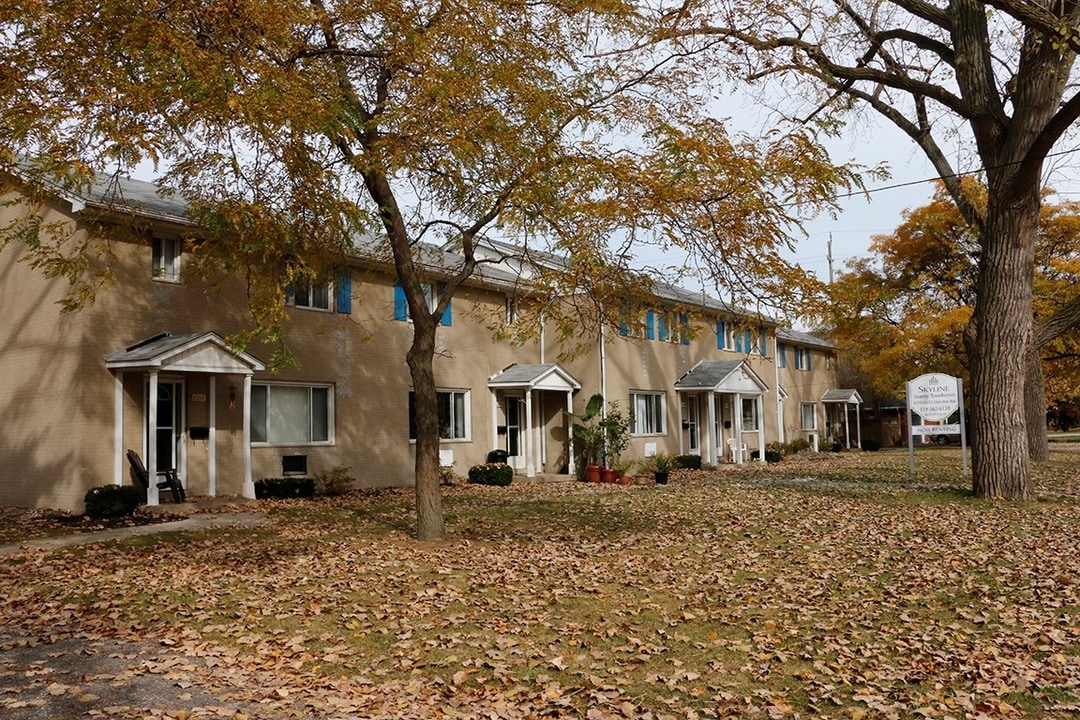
left=1, top=448, right=1078, bottom=719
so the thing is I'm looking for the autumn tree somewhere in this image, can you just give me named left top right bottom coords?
left=1, top=1, right=858, bottom=538
left=829, top=183, right=1080, bottom=455
left=656, top=0, right=1080, bottom=499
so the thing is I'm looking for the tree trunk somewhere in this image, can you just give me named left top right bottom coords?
left=968, top=190, right=1037, bottom=500
left=407, top=318, right=446, bottom=541
left=1024, top=348, right=1050, bottom=462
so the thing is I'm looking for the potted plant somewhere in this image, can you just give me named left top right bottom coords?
left=600, top=401, right=632, bottom=483
left=567, top=393, right=605, bottom=482
left=614, top=458, right=637, bottom=484
left=651, top=453, right=674, bottom=485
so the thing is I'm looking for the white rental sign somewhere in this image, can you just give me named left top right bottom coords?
left=908, top=373, right=960, bottom=422
left=906, top=373, right=968, bottom=477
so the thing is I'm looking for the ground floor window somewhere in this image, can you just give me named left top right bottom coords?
left=251, top=384, right=332, bottom=444
left=801, top=402, right=818, bottom=431
left=630, top=392, right=665, bottom=435
left=410, top=389, right=469, bottom=440
left=741, top=397, right=759, bottom=431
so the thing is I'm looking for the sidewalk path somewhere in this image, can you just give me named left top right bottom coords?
left=0, top=512, right=268, bottom=555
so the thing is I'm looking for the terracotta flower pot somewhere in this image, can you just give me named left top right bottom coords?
left=586, top=463, right=601, bottom=483
left=600, top=467, right=617, bottom=484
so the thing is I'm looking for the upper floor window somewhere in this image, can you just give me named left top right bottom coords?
left=505, top=296, right=518, bottom=325
left=152, top=237, right=181, bottom=282
left=630, top=391, right=665, bottom=435
left=794, top=347, right=813, bottom=371
left=717, top=321, right=736, bottom=351
left=251, top=383, right=333, bottom=445
left=290, top=279, right=332, bottom=311
left=394, top=281, right=452, bottom=326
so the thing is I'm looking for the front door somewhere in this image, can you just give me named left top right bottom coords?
left=505, top=396, right=526, bottom=471
left=685, top=396, right=700, bottom=453
left=146, top=380, right=184, bottom=477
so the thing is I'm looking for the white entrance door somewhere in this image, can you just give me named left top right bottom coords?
left=505, top=396, right=526, bottom=471
left=146, top=381, right=184, bottom=478
left=686, top=396, right=700, bottom=454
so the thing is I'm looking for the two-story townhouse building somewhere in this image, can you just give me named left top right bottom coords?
left=0, top=172, right=853, bottom=511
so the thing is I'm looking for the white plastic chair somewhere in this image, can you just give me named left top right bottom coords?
left=727, top=437, right=747, bottom=463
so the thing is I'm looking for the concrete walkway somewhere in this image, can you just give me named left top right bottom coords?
left=0, top=511, right=268, bottom=555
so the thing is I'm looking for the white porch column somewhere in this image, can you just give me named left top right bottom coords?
left=844, top=404, right=851, bottom=449
left=491, top=392, right=499, bottom=453
left=147, top=371, right=160, bottom=506
left=856, top=403, right=863, bottom=449
left=565, top=390, right=575, bottom=476
left=113, top=372, right=124, bottom=486
left=209, top=375, right=217, bottom=497
left=242, top=373, right=255, bottom=499
left=524, top=389, right=535, bottom=477
left=706, top=391, right=717, bottom=466
left=677, top=394, right=685, bottom=455
left=757, top=394, right=766, bottom=464
left=734, top=392, right=744, bottom=464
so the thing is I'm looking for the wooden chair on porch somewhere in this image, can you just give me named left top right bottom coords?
left=126, top=450, right=186, bottom=503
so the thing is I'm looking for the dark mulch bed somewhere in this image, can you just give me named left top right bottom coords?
left=0, top=506, right=185, bottom=544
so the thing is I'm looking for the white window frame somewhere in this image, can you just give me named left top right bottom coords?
left=505, top=295, right=518, bottom=325
left=741, top=397, right=759, bottom=431
left=800, top=402, right=818, bottom=431
left=630, top=391, right=665, bottom=436
left=152, top=237, right=181, bottom=282
left=251, top=383, right=334, bottom=446
left=409, top=388, right=471, bottom=442
left=404, top=283, right=438, bottom=321
left=794, top=347, right=812, bottom=370
left=289, top=279, right=333, bottom=311
left=721, top=323, right=736, bottom=351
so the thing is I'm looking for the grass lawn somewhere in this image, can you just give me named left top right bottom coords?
left=1, top=448, right=1078, bottom=718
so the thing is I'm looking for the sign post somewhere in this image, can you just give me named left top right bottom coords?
left=906, top=373, right=967, bottom=477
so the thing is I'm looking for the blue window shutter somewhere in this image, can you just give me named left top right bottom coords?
left=716, top=321, right=725, bottom=349
left=779, top=343, right=787, bottom=368
left=743, top=330, right=752, bottom=353
left=439, top=283, right=452, bottom=326
left=658, top=315, right=668, bottom=341
left=680, top=313, right=690, bottom=345
left=619, top=320, right=630, bottom=336
left=393, top=281, right=408, bottom=321
left=806, top=350, right=812, bottom=371
left=646, top=310, right=655, bottom=340
left=336, top=270, right=352, bottom=314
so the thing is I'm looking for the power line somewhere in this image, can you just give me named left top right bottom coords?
left=825, top=147, right=1080, bottom=204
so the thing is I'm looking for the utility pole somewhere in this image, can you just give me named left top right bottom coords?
left=827, top=232, right=834, bottom=284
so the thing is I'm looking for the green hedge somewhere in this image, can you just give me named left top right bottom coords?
left=675, top=454, right=702, bottom=470
left=254, top=477, right=315, bottom=499
left=84, top=484, right=142, bottom=518
left=467, top=463, right=513, bottom=487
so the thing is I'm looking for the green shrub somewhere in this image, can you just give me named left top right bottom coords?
left=315, top=465, right=354, bottom=496
left=467, top=463, right=513, bottom=487
left=830, top=442, right=844, bottom=453
left=84, top=484, right=142, bottom=518
left=254, top=477, right=315, bottom=499
left=675, top=454, right=702, bottom=470
left=787, top=438, right=812, bottom=453
left=861, top=438, right=881, bottom=452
